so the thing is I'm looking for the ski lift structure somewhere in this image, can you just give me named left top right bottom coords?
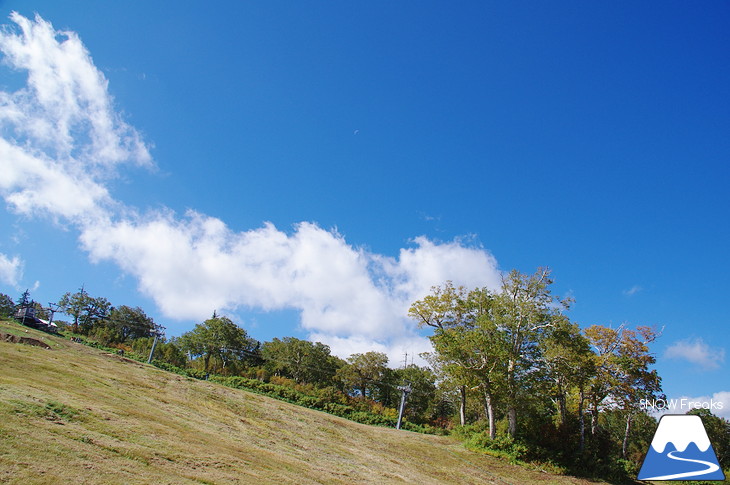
left=395, top=383, right=412, bottom=430
left=15, top=302, right=59, bottom=334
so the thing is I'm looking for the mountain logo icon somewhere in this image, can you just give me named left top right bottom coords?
left=638, top=414, right=725, bottom=481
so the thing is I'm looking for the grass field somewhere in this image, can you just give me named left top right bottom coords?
left=0, top=319, right=610, bottom=484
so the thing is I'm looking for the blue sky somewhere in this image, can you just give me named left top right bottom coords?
left=0, top=2, right=727, bottom=415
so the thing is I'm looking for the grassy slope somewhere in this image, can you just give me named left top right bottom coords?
left=0, top=321, right=606, bottom=484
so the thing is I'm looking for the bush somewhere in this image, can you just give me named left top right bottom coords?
left=463, top=431, right=531, bottom=463
left=349, top=411, right=393, bottom=427
left=451, top=422, right=489, bottom=440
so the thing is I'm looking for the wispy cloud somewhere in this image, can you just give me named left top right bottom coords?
left=0, top=12, right=150, bottom=221
left=0, top=13, right=503, bottom=362
left=623, top=285, right=643, bottom=296
left=0, top=253, right=22, bottom=286
left=419, top=212, right=441, bottom=222
left=665, top=337, right=725, bottom=371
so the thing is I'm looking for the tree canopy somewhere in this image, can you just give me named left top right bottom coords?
left=178, top=314, right=259, bottom=373
left=58, top=287, right=111, bottom=334
left=262, top=337, right=342, bottom=386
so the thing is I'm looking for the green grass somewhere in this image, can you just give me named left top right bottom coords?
left=0, top=319, right=609, bottom=484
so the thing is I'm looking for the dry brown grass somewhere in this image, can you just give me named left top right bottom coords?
left=0, top=320, right=609, bottom=484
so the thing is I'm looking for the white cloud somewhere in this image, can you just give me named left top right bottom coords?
left=623, top=285, right=642, bottom=296
left=0, top=12, right=150, bottom=167
left=0, top=252, right=22, bottom=286
left=382, top=235, right=501, bottom=302
left=665, top=337, right=725, bottom=371
left=310, top=333, right=433, bottom=367
left=0, top=12, right=150, bottom=221
left=79, top=211, right=501, bottom=359
left=0, top=137, right=111, bottom=220
left=0, top=13, right=504, bottom=361
left=713, top=391, right=730, bottom=419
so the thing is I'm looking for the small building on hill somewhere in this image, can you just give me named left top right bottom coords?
left=15, top=306, right=58, bottom=333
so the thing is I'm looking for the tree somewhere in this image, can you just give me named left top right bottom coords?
left=393, top=364, right=438, bottom=424
left=14, top=290, right=48, bottom=324
left=58, top=289, right=87, bottom=332
left=462, top=287, right=506, bottom=438
left=408, top=281, right=469, bottom=331
left=411, top=284, right=507, bottom=434
left=583, top=324, right=618, bottom=437
left=178, top=315, right=259, bottom=373
left=132, top=337, right=187, bottom=368
left=493, top=268, right=570, bottom=437
left=0, top=293, right=15, bottom=317
left=433, top=321, right=506, bottom=436
left=16, top=289, right=31, bottom=309
left=337, top=351, right=388, bottom=399
left=31, top=301, right=50, bottom=321
left=262, top=337, right=341, bottom=386
left=93, top=305, right=157, bottom=345
left=613, top=326, right=663, bottom=458
left=420, top=351, right=462, bottom=425
left=542, top=319, right=596, bottom=451
left=543, top=319, right=584, bottom=423
left=584, top=323, right=663, bottom=457
left=57, top=287, right=111, bottom=334
left=409, top=282, right=472, bottom=425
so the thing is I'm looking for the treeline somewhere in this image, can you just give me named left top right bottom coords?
left=4, top=270, right=729, bottom=483
left=2, top=288, right=443, bottom=434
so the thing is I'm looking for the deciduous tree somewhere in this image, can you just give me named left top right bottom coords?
left=337, top=351, right=388, bottom=399
left=584, top=323, right=663, bottom=457
left=178, top=314, right=259, bottom=373
left=94, top=305, right=157, bottom=344
left=58, top=287, right=111, bottom=334
left=542, top=319, right=596, bottom=451
left=494, top=268, right=570, bottom=436
left=262, top=337, right=341, bottom=386
left=409, top=282, right=473, bottom=425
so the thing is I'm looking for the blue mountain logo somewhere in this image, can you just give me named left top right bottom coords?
left=638, top=414, right=725, bottom=481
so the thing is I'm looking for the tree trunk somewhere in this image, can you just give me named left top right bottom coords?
left=578, top=389, right=586, bottom=453
left=622, top=413, right=633, bottom=458
left=507, top=406, right=517, bottom=437
left=483, top=386, right=496, bottom=439
left=557, top=392, right=567, bottom=425
left=459, top=386, right=466, bottom=426
left=590, top=400, right=599, bottom=435
left=506, top=359, right=517, bottom=437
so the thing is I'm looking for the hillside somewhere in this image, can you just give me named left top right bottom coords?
left=1, top=320, right=606, bottom=484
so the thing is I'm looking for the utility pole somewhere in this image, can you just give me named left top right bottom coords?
left=395, top=383, right=412, bottom=430
left=147, top=333, right=159, bottom=364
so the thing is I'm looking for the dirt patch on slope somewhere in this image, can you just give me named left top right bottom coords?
left=1, top=332, right=52, bottom=349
